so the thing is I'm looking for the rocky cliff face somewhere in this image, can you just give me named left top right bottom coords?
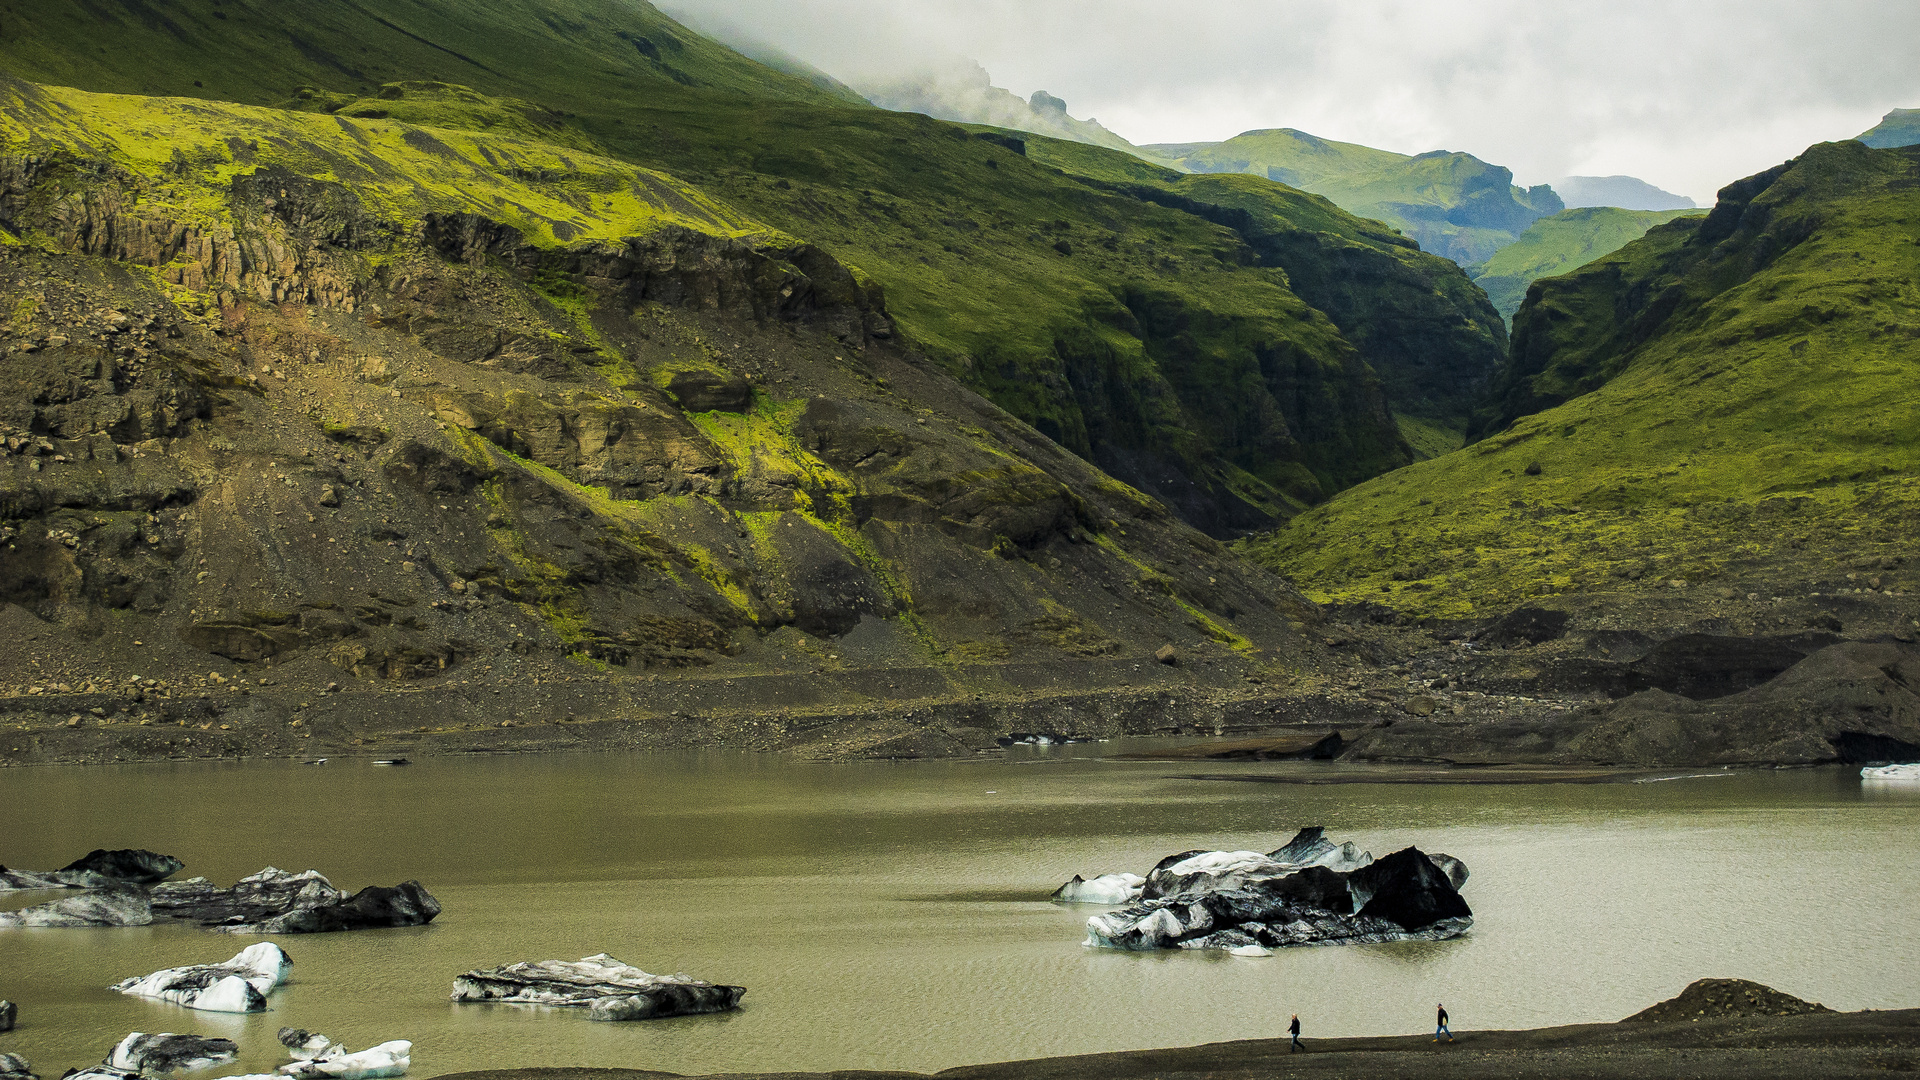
left=0, top=79, right=1334, bottom=764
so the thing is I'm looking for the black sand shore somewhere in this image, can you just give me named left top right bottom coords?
left=435, top=1007, right=1920, bottom=1080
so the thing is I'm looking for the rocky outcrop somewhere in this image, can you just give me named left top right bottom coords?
left=153, top=868, right=440, bottom=933
left=450, top=953, right=745, bottom=1021
left=1076, top=828, right=1471, bottom=952
left=111, top=943, right=293, bottom=1012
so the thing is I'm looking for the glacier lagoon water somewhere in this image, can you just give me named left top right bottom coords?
left=3, top=744, right=1918, bottom=1077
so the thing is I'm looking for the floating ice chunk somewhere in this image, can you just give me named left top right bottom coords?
left=276, top=1041, right=409, bottom=1080
left=0, top=1052, right=36, bottom=1080
left=107, top=1033, right=239, bottom=1073
left=451, top=954, right=743, bottom=1021
left=1051, top=873, right=1144, bottom=904
left=1229, top=944, right=1273, bottom=957
left=112, top=943, right=292, bottom=1012
left=277, top=1030, right=341, bottom=1062
left=1862, top=763, right=1920, bottom=780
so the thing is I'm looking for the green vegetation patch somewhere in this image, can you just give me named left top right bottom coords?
left=1246, top=141, right=1920, bottom=616
left=1469, top=206, right=1705, bottom=321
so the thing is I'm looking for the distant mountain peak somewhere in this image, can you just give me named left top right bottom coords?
left=1857, top=107, right=1920, bottom=149
left=1556, top=175, right=1695, bottom=211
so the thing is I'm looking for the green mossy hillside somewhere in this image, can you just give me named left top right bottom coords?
left=1469, top=206, right=1706, bottom=321
left=0, top=0, right=851, bottom=111
left=0, top=1, right=1503, bottom=537
left=1244, top=141, right=1920, bottom=617
left=0, top=79, right=769, bottom=248
left=1146, top=128, right=1564, bottom=265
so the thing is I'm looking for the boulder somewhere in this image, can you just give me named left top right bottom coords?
left=275, top=1040, right=410, bottom=1080
left=0, top=886, right=151, bottom=927
left=450, top=953, right=744, bottom=1021
left=152, top=869, right=440, bottom=934
left=111, top=943, right=292, bottom=1012
left=0, top=1053, right=34, bottom=1080
left=1077, top=828, right=1472, bottom=952
left=106, top=1033, right=239, bottom=1074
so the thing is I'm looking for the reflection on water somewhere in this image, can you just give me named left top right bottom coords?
left=1, top=745, right=1917, bottom=1076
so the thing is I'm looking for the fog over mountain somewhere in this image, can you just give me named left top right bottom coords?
left=663, top=0, right=1920, bottom=203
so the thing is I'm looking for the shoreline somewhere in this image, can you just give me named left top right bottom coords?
left=432, top=1006, right=1920, bottom=1080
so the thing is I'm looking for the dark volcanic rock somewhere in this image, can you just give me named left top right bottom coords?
left=1476, top=607, right=1569, bottom=647
left=450, top=953, right=744, bottom=1021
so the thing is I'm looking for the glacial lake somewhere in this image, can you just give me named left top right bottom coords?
left=3, top=745, right=1919, bottom=1078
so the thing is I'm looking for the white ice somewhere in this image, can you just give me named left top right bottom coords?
left=1862, top=763, right=1920, bottom=780
left=1052, top=873, right=1144, bottom=904
left=276, top=1041, right=410, bottom=1080
left=112, top=943, right=293, bottom=1012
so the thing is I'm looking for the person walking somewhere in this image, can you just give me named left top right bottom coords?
left=1435, top=1002, right=1454, bottom=1042
left=1289, top=1013, right=1303, bottom=1052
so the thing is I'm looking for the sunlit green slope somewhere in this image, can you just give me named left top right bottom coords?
left=1469, top=206, right=1706, bottom=321
left=1146, top=128, right=1564, bottom=265
left=1244, top=141, right=1920, bottom=616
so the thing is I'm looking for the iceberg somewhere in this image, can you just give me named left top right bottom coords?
left=106, top=1033, right=239, bottom=1074
left=1862, top=763, right=1920, bottom=780
left=276, top=1041, right=409, bottom=1080
left=0, top=850, right=183, bottom=892
left=111, top=943, right=293, bottom=1013
left=1075, top=828, right=1473, bottom=952
left=153, top=869, right=439, bottom=934
left=451, top=953, right=744, bottom=1021
left=1050, top=873, right=1144, bottom=904
left=0, top=1053, right=35, bottom=1080
left=0, top=886, right=152, bottom=928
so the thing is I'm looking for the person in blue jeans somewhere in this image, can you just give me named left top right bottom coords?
left=1435, top=1003, right=1454, bottom=1042
left=1289, top=1013, right=1302, bottom=1052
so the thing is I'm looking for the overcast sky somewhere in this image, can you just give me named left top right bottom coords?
left=662, top=0, right=1920, bottom=202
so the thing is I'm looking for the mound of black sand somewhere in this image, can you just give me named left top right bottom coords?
left=1624, top=978, right=1833, bottom=1022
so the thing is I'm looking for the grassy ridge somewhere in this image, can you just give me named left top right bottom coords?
left=1146, top=128, right=1564, bottom=265
left=1244, top=141, right=1920, bottom=616
left=1469, top=206, right=1705, bottom=321
left=0, top=79, right=769, bottom=247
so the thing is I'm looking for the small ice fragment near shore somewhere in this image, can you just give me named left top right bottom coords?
left=1229, top=945, right=1272, bottom=957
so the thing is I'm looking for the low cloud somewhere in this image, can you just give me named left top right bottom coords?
left=662, top=0, right=1920, bottom=202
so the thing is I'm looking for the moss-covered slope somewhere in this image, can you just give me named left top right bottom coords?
left=1469, top=206, right=1706, bottom=321
left=1243, top=141, right=1920, bottom=618
left=1146, top=128, right=1565, bottom=265
left=0, top=1, right=1510, bottom=536
left=0, top=77, right=1347, bottom=761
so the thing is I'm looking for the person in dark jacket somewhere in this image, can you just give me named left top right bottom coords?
left=1289, top=1013, right=1303, bottom=1052
left=1435, top=1003, right=1454, bottom=1042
